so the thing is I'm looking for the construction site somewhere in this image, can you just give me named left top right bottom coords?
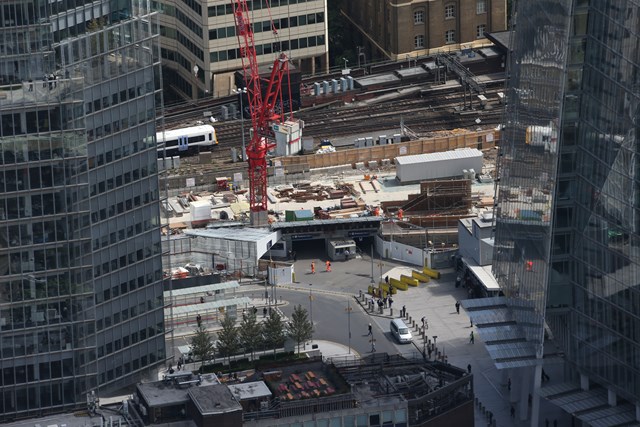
left=161, top=127, right=498, bottom=283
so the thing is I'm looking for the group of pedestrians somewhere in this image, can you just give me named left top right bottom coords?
left=310, top=260, right=332, bottom=273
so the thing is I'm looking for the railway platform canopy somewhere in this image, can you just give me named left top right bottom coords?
left=270, top=217, right=383, bottom=255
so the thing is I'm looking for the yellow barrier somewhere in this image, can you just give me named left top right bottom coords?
left=389, top=277, right=408, bottom=291
left=411, top=270, right=431, bottom=283
left=422, top=266, right=441, bottom=280
left=400, top=274, right=419, bottom=287
left=380, top=284, right=398, bottom=295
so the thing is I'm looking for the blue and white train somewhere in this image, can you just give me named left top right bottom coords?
left=156, top=125, right=218, bottom=156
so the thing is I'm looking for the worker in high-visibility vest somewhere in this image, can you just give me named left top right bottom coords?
left=311, top=261, right=316, bottom=274
left=325, top=260, right=331, bottom=272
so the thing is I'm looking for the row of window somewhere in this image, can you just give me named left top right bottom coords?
left=92, top=237, right=160, bottom=280
left=210, top=34, right=325, bottom=63
left=207, top=0, right=318, bottom=18
left=177, top=30, right=204, bottom=62
left=98, top=322, right=163, bottom=359
left=208, top=12, right=324, bottom=40
left=176, top=8, right=202, bottom=39
left=87, top=109, right=155, bottom=143
left=413, top=0, right=486, bottom=24
left=180, top=0, right=201, bottom=16
left=98, top=348, right=164, bottom=386
left=86, top=83, right=154, bottom=115
left=413, top=26, right=485, bottom=48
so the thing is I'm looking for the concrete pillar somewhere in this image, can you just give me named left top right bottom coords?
left=501, top=368, right=510, bottom=388
left=608, top=389, right=617, bottom=407
left=530, top=364, right=543, bottom=427
left=518, top=366, right=532, bottom=421
left=580, top=373, right=589, bottom=391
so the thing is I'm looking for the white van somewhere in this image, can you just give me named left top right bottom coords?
left=390, top=318, right=412, bottom=344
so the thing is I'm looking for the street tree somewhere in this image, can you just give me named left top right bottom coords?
left=190, top=325, right=216, bottom=367
left=216, top=312, right=239, bottom=364
left=263, top=310, right=286, bottom=359
left=239, top=311, right=263, bottom=360
left=288, top=305, right=313, bottom=354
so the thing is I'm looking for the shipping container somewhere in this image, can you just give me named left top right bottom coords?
left=395, top=148, right=483, bottom=183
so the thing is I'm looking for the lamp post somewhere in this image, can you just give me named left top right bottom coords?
left=370, top=244, right=375, bottom=284
left=232, top=87, right=248, bottom=161
left=345, top=300, right=353, bottom=354
left=308, top=283, right=313, bottom=325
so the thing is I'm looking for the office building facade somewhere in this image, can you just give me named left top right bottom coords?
left=466, top=0, right=640, bottom=424
left=342, top=0, right=507, bottom=61
left=155, top=0, right=329, bottom=100
left=0, top=0, right=165, bottom=420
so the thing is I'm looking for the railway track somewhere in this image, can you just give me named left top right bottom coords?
left=212, top=84, right=504, bottom=148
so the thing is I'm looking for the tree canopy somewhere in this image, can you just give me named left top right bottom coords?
left=189, top=325, right=216, bottom=367
left=288, top=305, right=314, bottom=354
left=263, top=310, right=286, bottom=358
left=216, top=312, right=239, bottom=363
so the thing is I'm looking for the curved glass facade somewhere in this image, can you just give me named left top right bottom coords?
left=495, top=0, right=640, bottom=407
left=0, top=0, right=165, bottom=419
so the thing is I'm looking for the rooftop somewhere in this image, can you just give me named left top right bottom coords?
left=137, top=373, right=220, bottom=408
left=189, top=384, right=243, bottom=415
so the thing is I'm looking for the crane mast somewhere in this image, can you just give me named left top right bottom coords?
left=231, top=0, right=290, bottom=226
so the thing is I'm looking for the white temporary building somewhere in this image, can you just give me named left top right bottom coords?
left=395, top=148, right=483, bottom=183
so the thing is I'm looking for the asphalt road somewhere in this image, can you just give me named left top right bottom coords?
left=272, top=288, right=405, bottom=356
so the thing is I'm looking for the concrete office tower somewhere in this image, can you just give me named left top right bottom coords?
left=467, top=0, right=640, bottom=425
left=157, top=0, right=329, bottom=99
left=0, top=0, right=165, bottom=420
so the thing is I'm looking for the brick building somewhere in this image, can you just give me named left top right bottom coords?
left=342, top=0, right=507, bottom=61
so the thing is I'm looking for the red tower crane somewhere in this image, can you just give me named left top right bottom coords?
left=231, top=0, right=292, bottom=226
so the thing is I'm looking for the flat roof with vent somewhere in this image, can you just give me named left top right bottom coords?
left=189, top=384, right=242, bottom=415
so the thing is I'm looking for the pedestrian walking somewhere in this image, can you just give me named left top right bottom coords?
left=288, top=250, right=292, bottom=260
left=388, top=297, right=393, bottom=308
left=367, top=323, right=372, bottom=336
left=370, top=339, right=376, bottom=353
left=469, top=330, right=474, bottom=344
left=292, top=251, right=297, bottom=261
left=311, top=261, right=316, bottom=274
left=196, top=314, right=202, bottom=327
left=455, top=301, right=460, bottom=314
left=385, top=276, right=389, bottom=284
left=402, top=305, right=406, bottom=317
left=263, top=307, right=267, bottom=317
left=541, top=368, right=550, bottom=383
left=510, top=406, right=515, bottom=418
left=427, top=346, right=432, bottom=359
left=421, top=317, right=425, bottom=328
left=28, top=79, right=33, bottom=91
left=470, top=318, right=473, bottom=327
left=467, top=364, right=471, bottom=373
left=325, top=260, right=331, bottom=272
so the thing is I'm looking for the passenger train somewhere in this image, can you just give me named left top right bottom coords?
left=156, top=125, right=218, bottom=156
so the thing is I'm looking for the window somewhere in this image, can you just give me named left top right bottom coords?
left=445, top=4, right=455, bottom=19
left=445, top=30, right=456, bottom=44
left=414, top=35, right=424, bottom=48
left=414, top=10, right=424, bottom=24
left=477, top=0, right=486, bottom=14
left=477, top=24, right=486, bottom=38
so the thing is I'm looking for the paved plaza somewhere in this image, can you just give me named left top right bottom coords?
left=282, top=248, right=570, bottom=427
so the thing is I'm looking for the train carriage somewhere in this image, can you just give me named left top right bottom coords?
left=156, top=124, right=218, bottom=156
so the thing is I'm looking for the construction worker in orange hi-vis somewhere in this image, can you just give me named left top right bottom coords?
left=398, top=208, right=404, bottom=220
left=325, top=260, right=331, bottom=272
left=311, top=261, right=316, bottom=274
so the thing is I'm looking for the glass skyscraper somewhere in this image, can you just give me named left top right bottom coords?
left=466, top=0, right=640, bottom=424
left=0, top=0, right=165, bottom=420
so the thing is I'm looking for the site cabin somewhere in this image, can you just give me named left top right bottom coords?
left=326, top=239, right=357, bottom=261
